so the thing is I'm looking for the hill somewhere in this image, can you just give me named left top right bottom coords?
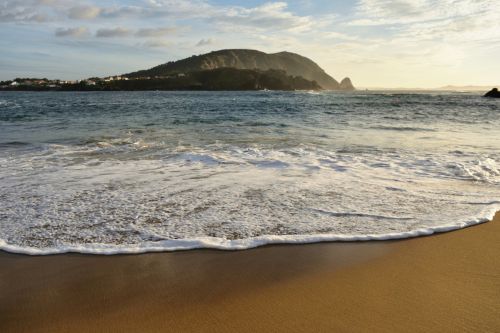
left=125, top=49, right=354, bottom=90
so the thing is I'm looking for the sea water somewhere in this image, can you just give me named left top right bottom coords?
left=0, top=91, right=498, bottom=254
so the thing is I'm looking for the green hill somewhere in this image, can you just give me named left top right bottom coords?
left=125, top=49, right=354, bottom=90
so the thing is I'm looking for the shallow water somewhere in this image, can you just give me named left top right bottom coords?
left=0, top=91, right=499, bottom=254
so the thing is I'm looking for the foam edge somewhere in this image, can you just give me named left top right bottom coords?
left=1, top=205, right=498, bottom=256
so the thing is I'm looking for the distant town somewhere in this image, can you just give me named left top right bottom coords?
left=0, top=74, right=188, bottom=91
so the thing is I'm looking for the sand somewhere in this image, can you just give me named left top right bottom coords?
left=1, top=212, right=499, bottom=332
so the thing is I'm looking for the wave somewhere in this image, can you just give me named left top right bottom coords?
left=6, top=141, right=499, bottom=184
left=309, top=209, right=414, bottom=220
left=446, top=158, right=500, bottom=183
left=0, top=99, right=19, bottom=108
left=0, top=205, right=497, bottom=255
left=237, top=121, right=289, bottom=127
left=368, top=125, right=436, bottom=132
left=0, top=141, right=31, bottom=147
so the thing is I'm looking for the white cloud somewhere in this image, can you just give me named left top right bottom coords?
left=0, top=10, right=48, bottom=22
left=99, top=6, right=149, bottom=19
left=345, top=0, right=500, bottom=67
left=142, top=40, right=172, bottom=48
left=54, top=26, right=179, bottom=39
left=323, top=31, right=359, bottom=41
left=0, top=0, right=53, bottom=22
left=211, top=2, right=315, bottom=33
left=196, top=38, right=214, bottom=47
left=68, top=5, right=101, bottom=20
left=55, top=27, right=89, bottom=38
left=144, top=0, right=212, bottom=18
left=351, top=0, right=499, bottom=27
left=99, top=1, right=316, bottom=33
left=135, top=27, right=177, bottom=37
left=96, top=27, right=132, bottom=38
left=1, top=1, right=320, bottom=34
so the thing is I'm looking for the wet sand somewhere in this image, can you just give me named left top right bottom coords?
left=1, top=212, right=499, bottom=332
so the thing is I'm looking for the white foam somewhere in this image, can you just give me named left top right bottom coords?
left=0, top=206, right=496, bottom=255
left=0, top=144, right=498, bottom=255
left=449, top=158, right=500, bottom=183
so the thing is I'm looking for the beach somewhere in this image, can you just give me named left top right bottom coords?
left=2, top=1, right=500, bottom=332
left=1, top=211, right=499, bottom=332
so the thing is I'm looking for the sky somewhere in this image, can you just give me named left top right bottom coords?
left=1, top=0, right=499, bottom=88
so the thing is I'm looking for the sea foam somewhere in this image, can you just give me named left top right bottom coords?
left=0, top=207, right=496, bottom=255
left=0, top=144, right=498, bottom=255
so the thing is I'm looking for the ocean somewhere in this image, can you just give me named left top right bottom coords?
left=0, top=90, right=498, bottom=254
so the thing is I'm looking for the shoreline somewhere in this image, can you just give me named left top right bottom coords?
left=1, top=207, right=497, bottom=255
left=1, top=211, right=499, bottom=332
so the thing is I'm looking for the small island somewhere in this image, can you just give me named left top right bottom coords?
left=0, top=49, right=355, bottom=92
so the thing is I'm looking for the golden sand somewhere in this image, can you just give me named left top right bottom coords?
left=1, top=212, right=499, bottom=332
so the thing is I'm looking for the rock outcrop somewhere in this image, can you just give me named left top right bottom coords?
left=484, top=88, right=500, bottom=98
left=339, top=77, right=355, bottom=91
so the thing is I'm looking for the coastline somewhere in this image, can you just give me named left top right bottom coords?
left=2, top=206, right=497, bottom=255
left=1, top=211, right=499, bottom=332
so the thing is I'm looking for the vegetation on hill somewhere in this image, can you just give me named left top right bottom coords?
left=125, top=49, right=354, bottom=90
left=97, top=68, right=321, bottom=91
left=1, top=69, right=321, bottom=91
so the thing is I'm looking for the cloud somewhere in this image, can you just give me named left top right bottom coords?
left=196, top=38, right=214, bottom=47
left=62, top=1, right=315, bottom=33
left=142, top=40, right=172, bottom=48
left=0, top=11, right=48, bottom=23
left=68, top=5, right=101, bottom=19
left=211, top=2, right=315, bottom=32
left=323, top=31, right=359, bottom=41
left=99, top=6, right=147, bottom=19
left=0, top=0, right=52, bottom=22
left=95, top=27, right=179, bottom=39
left=348, top=0, right=500, bottom=48
left=135, top=27, right=177, bottom=37
left=69, top=1, right=212, bottom=20
left=1, top=0, right=319, bottom=35
left=95, top=27, right=131, bottom=38
left=55, top=27, right=89, bottom=38
left=143, top=0, right=212, bottom=18
left=351, top=0, right=499, bottom=26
